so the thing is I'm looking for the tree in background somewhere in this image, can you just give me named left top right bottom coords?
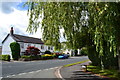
left=10, top=42, right=20, bottom=60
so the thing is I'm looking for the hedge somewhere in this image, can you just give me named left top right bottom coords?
left=10, top=42, right=20, bottom=60
left=21, top=55, right=41, bottom=61
left=0, top=55, right=10, bottom=61
left=44, top=51, right=51, bottom=54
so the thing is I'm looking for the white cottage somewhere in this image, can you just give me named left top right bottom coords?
left=2, top=27, right=54, bottom=58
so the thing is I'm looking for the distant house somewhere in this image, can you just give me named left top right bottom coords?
left=2, top=27, right=54, bottom=59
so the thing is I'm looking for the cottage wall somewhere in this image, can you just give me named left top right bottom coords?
left=2, top=35, right=15, bottom=58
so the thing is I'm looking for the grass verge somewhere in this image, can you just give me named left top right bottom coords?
left=87, top=65, right=120, bottom=80
left=63, top=59, right=89, bottom=67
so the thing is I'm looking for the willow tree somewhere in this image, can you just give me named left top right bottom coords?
left=88, top=2, right=120, bottom=69
left=25, top=2, right=120, bottom=69
left=25, top=2, right=89, bottom=50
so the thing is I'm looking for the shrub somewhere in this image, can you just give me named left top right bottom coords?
left=0, top=55, right=10, bottom=61
left=30, top=55, right=41, bottom=60
left=21, top=56, right=32, bottom=61
left=21, top=55, right=31, bottom=59
left=10, top=42, right=20, bottom=60
left=25, top=46, right=40, bottom=56
left=80, top=47, right=88, bottom=56
left=21, top=55, right=41, bottom=60
left=44, top=50, right=51, bottom=54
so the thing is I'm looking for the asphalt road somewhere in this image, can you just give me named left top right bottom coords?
left=1, top=56, right=88, bottom=78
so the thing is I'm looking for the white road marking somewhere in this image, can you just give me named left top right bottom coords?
left=35, top=70, right=41, bottom=72
left=44, top=69, right=49, bottom=70
left=0, top=77, right=3, bottom=79
left=28, top=71, right=34, bottom=73
left=4, top=66, right=59, bottom=78
left=11, top=75, right=15, bottom=77
left=18, top=73, right=26, bottom=75
left=6, top=76, right=10, bottom=77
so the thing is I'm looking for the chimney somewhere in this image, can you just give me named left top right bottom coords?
left=10, top=27, right=14, bottom=35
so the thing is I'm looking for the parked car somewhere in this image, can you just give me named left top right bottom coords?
left=58, top=54, right=69, bottom=59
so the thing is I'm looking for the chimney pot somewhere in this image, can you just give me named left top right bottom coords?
left=10, top=27, right=14, bottom=35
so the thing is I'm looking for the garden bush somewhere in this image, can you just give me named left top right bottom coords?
left=21, top=56, right=32, bottom=61
left=30, top=55, right=41, bottom=60
left=44, top=50, right=51, bottom=54
left=0, top=55, right=10, bottom=61
left=80, top=47, right=88, bottom=56
left=25, top=46, right=40, bottom=56
left=21, top=55, right=31, bottom=59
left=21, top=55, right=41, bottom=60
left=10, top=42, right=20, bottom=60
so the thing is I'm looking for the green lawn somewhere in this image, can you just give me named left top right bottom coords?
left=87, top=65, right=120, bottom=80
left=63, top=59, right=89, bottom=67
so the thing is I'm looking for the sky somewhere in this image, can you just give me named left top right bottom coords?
left=0, top=1, right=66, bottom=46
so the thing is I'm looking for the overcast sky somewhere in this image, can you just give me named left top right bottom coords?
left=0, top=1, right=66, bottom=46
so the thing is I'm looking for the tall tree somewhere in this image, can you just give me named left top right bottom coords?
left=25, top=2, right=120, bottom=69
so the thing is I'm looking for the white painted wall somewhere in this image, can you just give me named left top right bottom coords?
left=20, top=43, right=54, bottom=55
left=2, top=35, right=15, bottom=59
left=63, top=49, right=73, bottom=56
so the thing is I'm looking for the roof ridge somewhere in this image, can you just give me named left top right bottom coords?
left=14, top=34, right=42, bottom=40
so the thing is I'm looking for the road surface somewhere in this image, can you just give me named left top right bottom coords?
left=1, top=56, right=88, bottom=78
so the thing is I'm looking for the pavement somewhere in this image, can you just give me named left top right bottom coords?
left=59, top=61, right=110, bottom=80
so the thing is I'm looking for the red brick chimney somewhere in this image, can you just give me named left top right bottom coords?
left=10, top=27, right=14, bottom=35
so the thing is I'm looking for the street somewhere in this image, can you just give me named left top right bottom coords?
left=1, top=56, right=88, bottom=78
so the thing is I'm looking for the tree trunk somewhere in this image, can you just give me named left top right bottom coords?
left=119, top=52, right=120, bottom=71
left=118, top=47, right=120, bottom=71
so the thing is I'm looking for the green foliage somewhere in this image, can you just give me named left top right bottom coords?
left=88, top=2, right=120, bottom=69
left=87, top=46, right=101, bottom=66
left=44, top=50, right=51, bottom=54
left=21, top=55, right=41, bottom=60
left=25, top=2, right=120, bottom=69
left=80, top=47, right=88, bottom=56
left=0, top=55, right=10, bottom=61
left=10, top=42, right=20, bottom=60
left=21, top=55, right=31, bottom=59
left=87, top=65, right=120, bottom=80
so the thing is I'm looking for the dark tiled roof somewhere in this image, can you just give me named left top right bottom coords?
left=12, top=34, right=44, bottom=44
left=2, top=34, right=44, bottom=44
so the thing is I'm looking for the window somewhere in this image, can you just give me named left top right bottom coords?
left=28, top=43, right=31, bottom=47
left=41, top=45, right=44, bottom=49
left=21, top=43, right=24, bottom=48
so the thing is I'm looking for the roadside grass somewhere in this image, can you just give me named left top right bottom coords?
left=87, top=65, right=120, bottom=80
left=63, top=59, right=89, bottom=67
